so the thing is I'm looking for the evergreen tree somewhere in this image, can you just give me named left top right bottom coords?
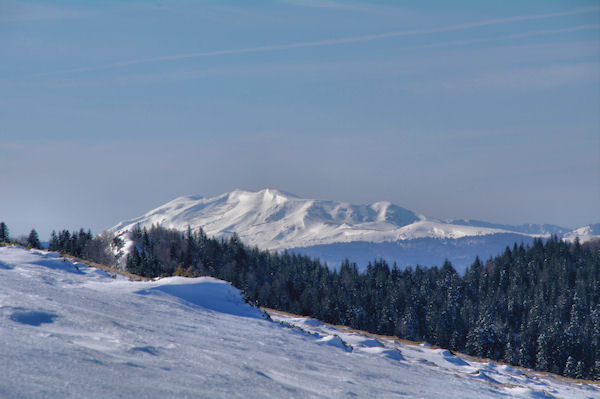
left=564, top=356, right=577, bottom=378
left=504, top=338, right=518, bottom=365
left=0, top=222, right=9, bottom=243
left=592, top=360, right=600, bottom=381
left=565, top=291, right=586, bottom=360
left=48, top=230, right=59, bottom=251
left=27, top=229, right=41, bottom=249
left=518, top=340, right=532, bottom=368
left=574, top=361, right=586, bottom=380
left=126, top=247, right=143, bottom=275
left=536, top=333, right=551, bottom=371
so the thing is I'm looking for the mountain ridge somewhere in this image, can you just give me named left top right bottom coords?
left=109, top=188, right=599, bottom=271
left=111, top=188, right=542, bottom=246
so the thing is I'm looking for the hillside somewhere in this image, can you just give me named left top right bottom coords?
left=0, top=245, right=597, bottom=398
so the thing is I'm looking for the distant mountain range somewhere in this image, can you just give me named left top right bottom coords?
left=110, top=189, right=599, bottom=273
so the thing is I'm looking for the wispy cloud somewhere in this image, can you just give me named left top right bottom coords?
left=41, top=6, right=600, bottom=76
left=280, top=0, right=419, bottom=17
left=414, top=25, right=600, bottom=51
left=281, top=0, right=365, bottom=10
left=0, top=2, right=91, bottom=22
left=22, top=25, right=599, bottom=90
left=32, top=24, right=600, bottom=89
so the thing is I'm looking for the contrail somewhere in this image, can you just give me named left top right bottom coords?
left=52, top=6, right=600, bottom=74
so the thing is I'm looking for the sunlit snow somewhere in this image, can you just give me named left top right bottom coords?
left=1, top=246, right=597, bottom=398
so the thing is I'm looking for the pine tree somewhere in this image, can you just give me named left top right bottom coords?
left=184, top=225, right=195, bottom=267
left=27, top=229, right=41, bottom=249
left=48, top=231, right=59, bottom=251
left=592, top=360, right=600, bottom=381
left=518, top=343, right=532, bottom=368
left=0, top=222, right=9, bottom=243
left=466, top=308, right=498, bottom=358
left=536, top=333, right=550, bottom=371
left=126, top=247, right=143, bottom=275
left=504, top=339, right=517, bottom=365
left=574, top=361, right=586, bottom=380
left=564, top=356, right=577, bottom=378
left=565, top=292, right=585, bottom=360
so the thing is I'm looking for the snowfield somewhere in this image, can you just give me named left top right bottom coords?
left=1, top=246, right=598, bottom=398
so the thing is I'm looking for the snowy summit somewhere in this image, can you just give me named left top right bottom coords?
left=111, top=188, right=559, bottom=250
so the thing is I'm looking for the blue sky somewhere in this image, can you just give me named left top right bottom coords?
left=1, top=0, right=599, bottom=239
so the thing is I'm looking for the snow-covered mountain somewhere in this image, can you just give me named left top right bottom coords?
left=1, top=245, right=597, bottom=398
left=110, top=189, right=596, bottom=272
left=110, top=188, right=531, bottom=247
left=563, top=223, right=600, bottom=243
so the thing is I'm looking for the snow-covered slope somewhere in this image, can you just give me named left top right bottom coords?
left=1, top=246, right=597, bottom=398
left=111, top=188, right=537, bottom=251
left=449, top=219, right=569, bottom=236
left=563, top=223, right=600, bottom=243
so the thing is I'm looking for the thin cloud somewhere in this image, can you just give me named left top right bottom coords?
left=0, top=2, right=91, bottom=22
left=281, top=0, right=366, bottom=11
left=415, top=25, right=600, bottom=51
left=45, top=6, right=600, bottom=75
left=24, top=24, right=599, bottom=89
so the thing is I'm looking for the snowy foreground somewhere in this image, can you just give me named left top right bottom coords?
left=0, top=246, right=598, bottom=398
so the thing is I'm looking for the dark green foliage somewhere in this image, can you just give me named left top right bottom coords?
left=27, top=229, right=41, bottom=249
left=0, top=222, right=9, bottom=243
left=120, top=225, right=599, bottom=380
left=48, top=229, right=93, bottom=257
left=564, top=356, right=577, bottom=378
left=593, top=360, right=600, bottom=380
left=47, top=228, right=122, bottom=266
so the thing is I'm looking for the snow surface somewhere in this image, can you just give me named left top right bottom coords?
left=1, top=246, right=598, bottom=398
left=110, top=188, right=542, bottom=251
left=563, top=223, right=600, bottom=244
left=269, top=312, right=600, bottom=399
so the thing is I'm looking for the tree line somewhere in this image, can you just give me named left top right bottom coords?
left=0, top=222, right=124, bottom=265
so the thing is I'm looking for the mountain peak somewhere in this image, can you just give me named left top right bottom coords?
left=110, top=189, right=597, bottom=254
left=111, top=189, right=422, bottom=249
left=228, top=188, right=298, bottom=201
